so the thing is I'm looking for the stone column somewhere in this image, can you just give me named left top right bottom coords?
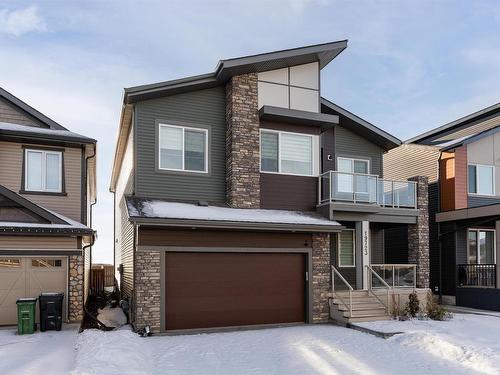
left=225, top=73, right=260, bottom=208
left=408, top=176, right=430, bottom=288
left=68, top=255, right=84, bottom=322
left=312, top=232, right=331, bottom=323
left=134, top=250, right=161, bottom=333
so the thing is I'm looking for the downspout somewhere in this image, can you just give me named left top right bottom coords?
left=437, top=151, right=443, bottom=304
left=85, top=145, right=97, bottom=292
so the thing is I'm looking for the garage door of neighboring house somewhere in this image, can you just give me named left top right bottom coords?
left=0, top=257, right=67, bottom=325
left=165, top=252, right=307, bottom=331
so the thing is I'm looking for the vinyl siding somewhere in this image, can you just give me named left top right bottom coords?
left=384, top=144, right=440, bottom=182
left=135, top=87, right=226, bottom=202
left=0, top=97, right=42, bottom=127
left=468, top=195, right=500, bottom=207
left=370, top=224, right=384, bottom=264
left=0, top=236, right=78, bottom=250
left=119, top=195, right=134, bottom=302
left=334, top=125, right=383, bottom=177
left=0, top=141, right=83, bottom=222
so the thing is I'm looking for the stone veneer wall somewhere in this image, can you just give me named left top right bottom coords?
left=312, top=232, right=331, bottom=322
left=68, top=254, right=84, bottom=322
left=134, top=250, right=161, bottom=332
left=225, top=73, right=260, bottom=208
left=408, top=176, right=430, bottom=288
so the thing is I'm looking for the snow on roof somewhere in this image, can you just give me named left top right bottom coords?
left=0, top=121, right=95, bottom=142
left=127, top=198, right=340, bottom=227
left=0, top=207, right=92, bottom=232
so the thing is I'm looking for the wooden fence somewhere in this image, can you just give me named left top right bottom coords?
left=90, top=264, right=115, bottom=295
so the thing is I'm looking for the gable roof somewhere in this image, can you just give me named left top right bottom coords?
left=320, top=98, right=401, bottom=151
left=440, top=125, right=500, bottom=151
left=124, top=40, right=348, bottom=104
left=406, top=102, right=500, bottom=145
left=0, top=87, right=96, bottom=144
left=0, top=184, right=93, bottom=235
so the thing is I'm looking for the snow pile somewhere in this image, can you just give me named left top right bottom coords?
left=70, top=328, right=152, bottom=375
left=127, top=199, right=340, bottom=226
left=97, top=306, right=127, bottom=328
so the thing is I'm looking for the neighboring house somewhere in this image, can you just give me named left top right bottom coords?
left=0, top=87, right=96, bottom=325
left=385, top=103, right=500, bottom=311
left=110, top=41, right=429, bottom=333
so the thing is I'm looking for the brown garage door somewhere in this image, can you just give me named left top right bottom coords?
left=165, top=252, right=307, bottom=330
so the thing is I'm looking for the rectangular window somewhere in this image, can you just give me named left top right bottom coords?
left=31, top=259, right=62, bottom=268
left=468, top=229, right=496, bottom=264
left=159, top=124, right=208, bottom=173
left=337, top=157, right=370, bottom=193
left=25, top=149, right=62, bottom=193
left=260, top=130, right=315, bottom=176
left=468, top=164, right=494, bottom=195
left=0, top=258, right=21, bottom=268
left=338, top=230, right=355, bottom=267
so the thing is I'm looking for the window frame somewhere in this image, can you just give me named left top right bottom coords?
left=158, top=123, right=209, bottom=174
left=468, top=164, right=495, bottom=196
left=467, top=228, right=496, bottom=265
left=259, top=129, right=317, bottom=177
left=23, top=148, right=63, bottom=194
left=338, top=229, right=356, bottom=268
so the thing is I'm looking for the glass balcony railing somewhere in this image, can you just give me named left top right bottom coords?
left=319, top=171, right=417, bottom=209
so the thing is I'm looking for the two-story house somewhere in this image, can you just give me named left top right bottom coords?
left=0, top=87, right=96, bottom=325
left=110, top=41, right=429, bottom=333
left=385, top=103, right=500, bottom=311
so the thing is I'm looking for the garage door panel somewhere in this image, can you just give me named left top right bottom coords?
left=0, top=258, right=25, bottom=325
left=165, top=252, right=306, bottom=330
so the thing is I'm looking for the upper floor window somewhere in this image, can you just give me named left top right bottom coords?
left=337, top=157, right=370, bottom=193
left=468, top=164, right=494, bottom=196
left=260, top=130, right=316, bottom=176
left=257, top=62, right=319, bottom=113
left=158, top=124, right=208, bottom=173
left=25, top=149, right=62, bottom=193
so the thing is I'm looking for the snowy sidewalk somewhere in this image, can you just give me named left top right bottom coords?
left=0, top=324, right=79, bottom=375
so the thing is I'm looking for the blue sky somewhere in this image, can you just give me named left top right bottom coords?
left=1, top=1, right=499, bottom=263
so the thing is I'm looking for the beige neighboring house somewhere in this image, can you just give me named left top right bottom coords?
left=0, top=87, right=96, bottom=325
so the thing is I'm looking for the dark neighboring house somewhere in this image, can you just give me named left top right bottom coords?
left=385, top=103, right=500, bottom=311
left=0, top=87, right=96, bottom=325
left=110, top=41, right=429, bottom=333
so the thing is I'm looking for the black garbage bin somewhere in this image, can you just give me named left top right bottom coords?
left=39, top=293, right=64, bottom=332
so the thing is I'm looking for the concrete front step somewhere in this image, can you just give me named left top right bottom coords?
left=330, top=292, right=391, bottom=324
left=347, top=315, right=391, bottom=323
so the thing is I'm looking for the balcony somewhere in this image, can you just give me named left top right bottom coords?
left=458, top=264, right=497, bottom=288
left=319, top=171, right=417, bottom=209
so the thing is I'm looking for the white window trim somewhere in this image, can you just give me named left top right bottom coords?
left=259, top=129, right=318, bottom=177
left=468, top=163, right=495, bottom=197
left=337, top=157, right=371, bottom=175
left=24, top=149, right=63, bottom=193
left=338, top=229, right=356, bottom=268
left=467, top=228, right=496, bottom=265
left=158, top=123, right=208, bottom=174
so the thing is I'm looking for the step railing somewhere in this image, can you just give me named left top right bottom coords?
left=366, top=265, right=391, bottom=315
left=331, top=265, right=353, bottom=317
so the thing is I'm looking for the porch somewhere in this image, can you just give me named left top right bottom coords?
left=329, top=264, right=430, bottom=324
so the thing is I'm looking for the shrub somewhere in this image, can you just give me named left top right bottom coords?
left=404, top=291, right=420, bottom=318
left=426, top=295, right=453, bottom=321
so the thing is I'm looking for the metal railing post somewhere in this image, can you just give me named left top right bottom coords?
left=329, top=171, right=332, bottom=203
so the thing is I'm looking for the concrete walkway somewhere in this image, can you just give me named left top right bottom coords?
left=443, top=305, right=500, bottom=318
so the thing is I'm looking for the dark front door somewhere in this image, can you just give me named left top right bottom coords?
left=165, top=252, right=307, bottom=330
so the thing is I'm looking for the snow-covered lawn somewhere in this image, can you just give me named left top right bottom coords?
left=1, top=314, right=499, bottom=375
left=0, top=324, right=78, bottom=375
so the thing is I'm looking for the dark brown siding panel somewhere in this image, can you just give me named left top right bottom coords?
left=165, top=252, right=306, bottom=330
left=138, top=228, right=312, bottom=248
left=260, top=173, right=317, bottom=211
left=260, top=121, right=321, bottom=135
left=321, top=128, right=335, bottom=172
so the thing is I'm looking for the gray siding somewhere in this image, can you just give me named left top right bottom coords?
left=135, top=87, right=226, bottom=202
left=468, top=195, right=500, bottom=208
left=120, top=194, right=135, bottom=303
left=371, top=225, right=385, bottom=264
left=334, top=125, right=383, bottom=176
left=455, top=229, right=467, bottom=265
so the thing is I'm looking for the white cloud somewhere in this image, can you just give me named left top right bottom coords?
left=0, top=6, right=46, bottom=36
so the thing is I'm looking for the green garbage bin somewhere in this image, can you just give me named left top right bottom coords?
left=16, top=298, right=37, bottom=335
